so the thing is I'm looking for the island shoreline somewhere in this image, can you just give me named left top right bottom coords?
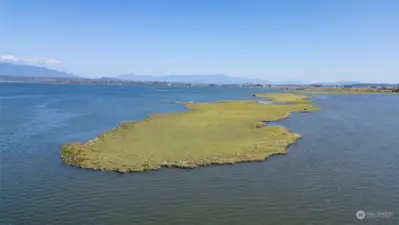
left=60, top=93, right=320, bottom=173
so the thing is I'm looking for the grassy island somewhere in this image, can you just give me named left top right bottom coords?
left=61, top=93, right=319, bottom=173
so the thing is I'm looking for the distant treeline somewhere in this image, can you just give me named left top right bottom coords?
left=1, top=75, right=397, bottom=91
left=0, top=75, right=267, bottom=88
left=310, top=83, right=399, bottom=88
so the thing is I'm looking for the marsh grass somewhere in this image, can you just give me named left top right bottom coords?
left=61, top=93, right=319, bottom=173
left=254, top=93, right=313, bottom=104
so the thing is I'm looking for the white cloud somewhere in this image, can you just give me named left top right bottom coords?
left=24, top=57, right=61, bottom=65
left=0, top=54, right=61, bottom=65
left=0, top=54, right=19, bottom=62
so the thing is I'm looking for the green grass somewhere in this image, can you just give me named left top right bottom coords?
left=60, top=93, right=320, bottom=173
left=255, top=93, right=313, bottom=104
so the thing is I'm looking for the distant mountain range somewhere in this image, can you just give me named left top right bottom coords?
left=1, top=62, right=397, bottom=86
left=0, top=62, right=77, bottom=78
left=116, top=73, right=270, bottom=84
left=0, top=63, right=270, bottom=84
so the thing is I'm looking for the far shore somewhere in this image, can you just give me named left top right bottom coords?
left=2, top=76, right=398, bottom=94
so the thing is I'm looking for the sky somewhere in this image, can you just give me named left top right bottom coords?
left=1, top=0, right=398, bottom=83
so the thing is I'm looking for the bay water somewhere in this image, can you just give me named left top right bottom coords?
left=1, top=83, right=398, bottom=225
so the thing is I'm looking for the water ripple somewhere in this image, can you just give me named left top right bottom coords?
left=1, top=85, right=398, bottom=225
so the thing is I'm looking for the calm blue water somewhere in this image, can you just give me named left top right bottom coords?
left=1, top=83, right=398, bottom=225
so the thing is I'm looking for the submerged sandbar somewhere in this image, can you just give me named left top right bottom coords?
left=61, top=93, right=319, bottom=173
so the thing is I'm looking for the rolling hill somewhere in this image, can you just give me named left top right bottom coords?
left=0, top=62, right=78, bottom=78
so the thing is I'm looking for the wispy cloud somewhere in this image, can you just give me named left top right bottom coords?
left=23, top=57, right=61, bottom=65
left=0, top=55, right=19, bottom=62
left=0, top=54, right=61, bottom=65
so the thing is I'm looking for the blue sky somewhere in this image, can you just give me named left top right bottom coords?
left=1, top=0, right=398, bottom=82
